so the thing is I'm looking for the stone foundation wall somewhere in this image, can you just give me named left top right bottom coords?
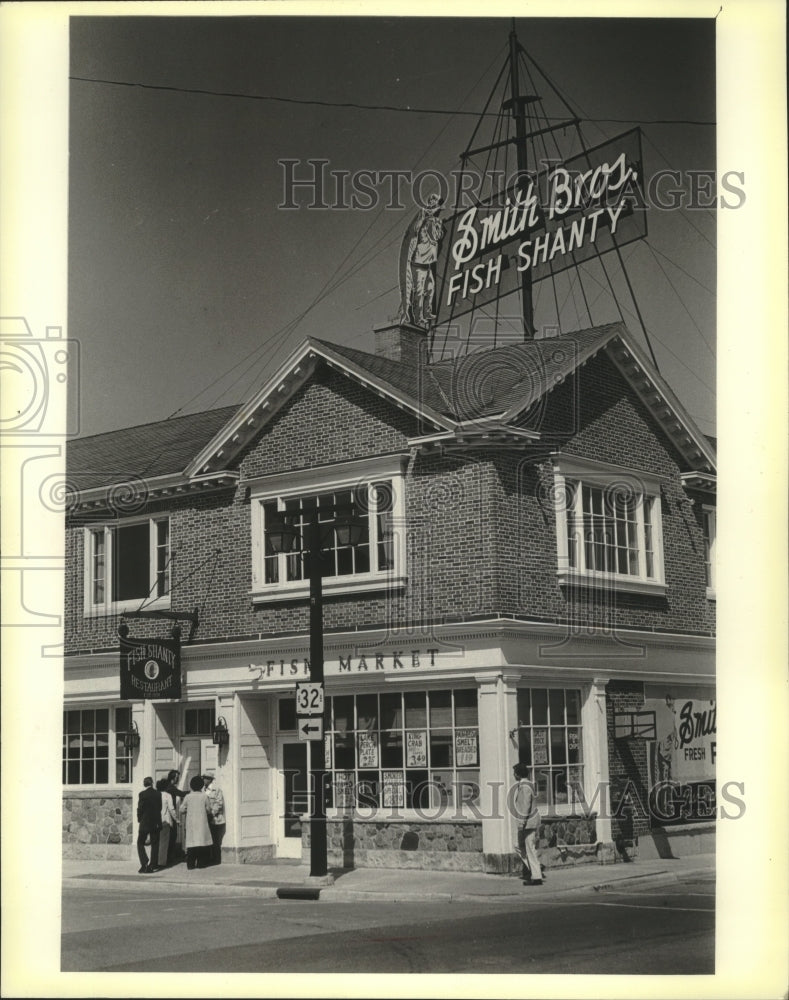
left=304, top=818, right=485, bottom=871
left=63, top=791, right=135, bottom=860
left=303, top=814, right=602, bottom=873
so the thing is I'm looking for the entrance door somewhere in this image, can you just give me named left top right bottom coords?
left=179, top=738, right=202, bottom=793
left=277, top=741, right=309, bottom=858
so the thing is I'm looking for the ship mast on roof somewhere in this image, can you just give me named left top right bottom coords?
left=427, top=19, right=658, bottom=371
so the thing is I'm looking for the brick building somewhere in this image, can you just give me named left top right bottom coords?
left=63, top=319, right=716, bottom=871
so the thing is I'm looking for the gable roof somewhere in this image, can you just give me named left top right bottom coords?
left=67, top=405, right=239, bottom=494
left=66, top=321, right=715, bottom=503
left=427, top=324, right=620, bottom=421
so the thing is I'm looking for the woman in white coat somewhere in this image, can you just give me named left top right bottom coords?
left=179, top=774, right=213, bottom=869
left=156, top=778, right=177, bottom=869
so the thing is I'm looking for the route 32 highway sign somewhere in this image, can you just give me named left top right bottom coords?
left=295, top=681, right=324, bottom=716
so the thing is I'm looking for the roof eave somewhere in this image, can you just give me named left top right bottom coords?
left=185, top=338, right=456, bottom=477
left=68, top=470, right=240, bottom=512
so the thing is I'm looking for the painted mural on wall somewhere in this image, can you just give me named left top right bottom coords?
left=645, top=685, right=716, bottom=784
left=644, top=684, right=716, bottom=825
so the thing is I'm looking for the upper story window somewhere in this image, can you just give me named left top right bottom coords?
left=84, top=516, right=170, bottom=616
left=552, top=455, right=666, bottom=596
left=249, top=456, right=407, bottom=601
left=63, top=705, right=133, bottom=786
left=702, top=505, right=716, bottom=598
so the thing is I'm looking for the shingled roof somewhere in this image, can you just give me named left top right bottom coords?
left=67, top=405, right=240, bottom=493
left=67, top=321, right=715, bottom=497
left=315, top=325, right=620, bottom=422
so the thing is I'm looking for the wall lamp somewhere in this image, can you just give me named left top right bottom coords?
left=212, top=716, right=230, bottom=746
left=123, top=720, right=140, bottom=750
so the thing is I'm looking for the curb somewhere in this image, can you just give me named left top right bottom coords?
left=62, top=877, right=282, bottom=899
left=63, top=863, right=714, bottom=903
left=591, top=865, right=712, bottom=893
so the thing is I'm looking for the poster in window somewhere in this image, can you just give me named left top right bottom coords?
left=381, top=770, right=405, bottom=808
left=568, top=729, right=579, bottom=752
left=333, top=770, right=354, bottom=808
left=533, top=728, right=549, bottom=765
left=406, top=730, right=427, bottom=767
left=324, top=734, right=332, bottom=770
left=357, top=732, right=379, bottom=768
left=455, top=728, right=478, bottom=767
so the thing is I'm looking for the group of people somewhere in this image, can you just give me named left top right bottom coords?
left=139, top=762, right=543, bottom=883
left=136, top=769, right=226, bottom=874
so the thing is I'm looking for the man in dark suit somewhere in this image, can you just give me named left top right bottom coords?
left=137, top=776, right=162, bottom=873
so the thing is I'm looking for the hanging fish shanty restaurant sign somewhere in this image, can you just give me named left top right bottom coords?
left=439, top=128, right=647, bottom=320
left=120, top=636, right=182, bottom=700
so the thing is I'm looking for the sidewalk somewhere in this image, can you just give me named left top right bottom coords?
left=62, top=852, right=715, bottom=903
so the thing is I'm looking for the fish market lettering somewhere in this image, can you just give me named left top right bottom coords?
left=338, top=649, right=439, bottom=671
left=678, top=700, right=716, bottom=750
left=249, top=648, right=440, bottom=679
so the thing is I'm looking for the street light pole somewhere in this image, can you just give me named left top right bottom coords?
left=267, top=501, right=364, bottom=880
left=306, top=509, right=328, bottom=878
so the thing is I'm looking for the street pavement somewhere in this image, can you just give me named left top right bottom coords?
left=63, top=850, right=715, bottom=902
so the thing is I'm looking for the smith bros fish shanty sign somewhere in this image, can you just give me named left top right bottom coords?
left=438, top=128, right=647, bottom=321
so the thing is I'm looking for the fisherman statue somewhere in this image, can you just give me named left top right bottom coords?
left=398, top=193, right=445, bottom=329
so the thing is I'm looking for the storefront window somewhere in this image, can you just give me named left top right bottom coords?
left=325, top=689, right=480, bottom=813
left=62, top=706, right=133, bottom=786
left=516, top=688, right=584, bottom=810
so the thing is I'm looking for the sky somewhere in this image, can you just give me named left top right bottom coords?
left=68, top=14, right=718, bottom=438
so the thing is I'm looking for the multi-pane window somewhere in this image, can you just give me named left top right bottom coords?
left=255, top=477, right=400, bottom=595
left=515, top=688, right=583, bottom=810
left=62, top=706, right=133, bottom=785
left=565, top=481, right=660, bottom=581
left=285, top=689, right=480, bottom=811
left=183, top=706, right=215, bottom=736
left=702, top=506, right=716, bottom=594
left=86, top=517, right=170, bottom=613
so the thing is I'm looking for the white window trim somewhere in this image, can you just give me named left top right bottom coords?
left=515, top=685, right=586, bottom=817
left=249, top=455, right=408, bottom=603
left=83, top=515, right=171, bottom=617
left=62, top=703, right=134, bottom=790
left=552, top=455, right=666, bottom=597
left=702, top=504, right=716, bottom=600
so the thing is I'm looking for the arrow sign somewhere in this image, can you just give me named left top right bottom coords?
left=298, top=717, right=324, bottom=742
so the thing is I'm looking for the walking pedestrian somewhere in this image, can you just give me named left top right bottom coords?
left=180, top=774, right=213, bottom=870
left=156, top=778, right=177, bottom=869
left=202, top=772, right=226, bottom=865
left=513, top=762, right=543, bottom=885
left=136, top=776, right=162, bottom=874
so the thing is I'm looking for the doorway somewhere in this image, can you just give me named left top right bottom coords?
left=277, top=740, right=309, bottom=858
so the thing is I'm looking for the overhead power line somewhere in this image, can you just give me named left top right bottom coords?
left=69, top=75, right=716, bottom=126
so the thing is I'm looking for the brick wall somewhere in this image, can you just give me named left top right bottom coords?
left=605, top=680, right=651, bottom=849
left=65, top=354, right=715, bottom=654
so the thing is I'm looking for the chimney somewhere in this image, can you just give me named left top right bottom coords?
left=374, top=322, right=429, bottom=368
